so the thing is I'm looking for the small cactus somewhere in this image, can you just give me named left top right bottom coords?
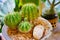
left=18, top=21, right=33, bottom=33
left=21, top=3, right=39, bottom=21
left=4, top=12, right=22, bottom=29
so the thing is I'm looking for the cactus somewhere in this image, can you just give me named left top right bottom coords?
left=18, top=21, right=33, bottom=33
left=4, top=12, right=22, bottom=29
left=21, top=3, right=39, bottom=21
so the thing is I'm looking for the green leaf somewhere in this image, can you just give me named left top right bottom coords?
left=14, top=0, right=22, bottom=12
left=41, top=0, right=46, bottom=2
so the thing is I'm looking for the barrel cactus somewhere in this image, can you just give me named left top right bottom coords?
left=4, top=12, right=22, bottom=29
left=21, top=3, right=39, bottom=21
left=18, top=21, right=33, bottom=33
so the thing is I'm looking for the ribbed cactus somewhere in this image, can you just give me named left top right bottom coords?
left=21, top=3, right=39, bottom=21
left=4, top=12, right=22, bottom=29
left=18, top=21, right=33, bottom=33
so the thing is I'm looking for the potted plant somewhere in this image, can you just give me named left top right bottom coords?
left=42, top=0, right=60, bottom=29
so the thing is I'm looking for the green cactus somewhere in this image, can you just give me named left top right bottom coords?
left=4, top=12, right=22, bottom=29
left=21, top=3, right=39, bottom=21
left=18, top=21, right=33, bottom=33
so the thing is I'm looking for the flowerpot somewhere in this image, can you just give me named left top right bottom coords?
left=42, top=14, right=58, bottom=29
left=48, top=16, right=58, bottom=29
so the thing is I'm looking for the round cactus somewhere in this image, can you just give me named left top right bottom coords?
left=4, top=12, right=22, bottom=29
left=21, top=3, right=39, bottom=21
left=18, top=21, right=33, bottom=33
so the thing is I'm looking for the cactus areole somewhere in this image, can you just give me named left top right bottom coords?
left=21, top=3, right=39, bottom=21
left=4, top=12, right=22, bottom=29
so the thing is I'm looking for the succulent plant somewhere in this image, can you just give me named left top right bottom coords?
left=18, top=21, right=33, bottom=33
left=21, top=3, right=39, bottom=21
left=4, top=12, right=22, bottom=29
left=42, top=0, right=60, bottom=19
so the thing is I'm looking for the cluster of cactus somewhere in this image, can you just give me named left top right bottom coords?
left=18, top=20, right=33, bottom=33
left=4, top=3, right=38, bottom=33
left=4, top=12, right=22, bottom=29
left=21, top=3, right=39, bottom=21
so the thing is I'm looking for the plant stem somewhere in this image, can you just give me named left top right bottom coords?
left=49, top=3, right=55, bottom=14
left=54, top=1, right=60, bottom=6
left=49, top=0, right=56, bottom=14
left=52, top=0, right=55, bottom=4
left=48, top=0, right=51, bottom=5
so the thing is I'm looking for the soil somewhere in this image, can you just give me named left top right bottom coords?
left=42, top=14, right=58, bottom=20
